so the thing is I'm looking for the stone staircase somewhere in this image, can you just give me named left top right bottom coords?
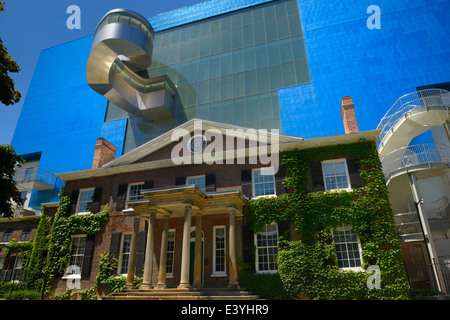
left=102, top=287, right=259, bottom=300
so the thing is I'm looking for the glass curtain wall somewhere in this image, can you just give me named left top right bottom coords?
left=106, top=0, right=310, bottom=153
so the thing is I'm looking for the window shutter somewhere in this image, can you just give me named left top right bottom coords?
left=310, top=161, right=325, bottom=192
left=109, top=232, right=122, bottom=260
left=81, top=235, right=95, bottom=277
left=91, top=187, right=103, bottom=213
left=205, top=173, right=216, bottom=193
left=241, top=224, right=255, bottom=272
left=143, top=180, right=154, bottom=189
left=347, top=158, right=364, bottom=189
left=135, top=230, right=147, bottom=277
left=240, top=169, right=253, bottom=198
left=175, top=177, right=186, bottom=185
left=109, top=232, right=122, bottom=275
left=277, top=222, right=291, bottom=241
left=116, top=184, right=128, bottom=211
left=275, top=166, right=286, bottom=195
left=70, top=190, right=79, bottom=214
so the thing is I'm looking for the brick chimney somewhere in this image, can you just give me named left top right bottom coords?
left=92, top=138, right=116, bottom=169
left=341, top=96, right=359, bottom=134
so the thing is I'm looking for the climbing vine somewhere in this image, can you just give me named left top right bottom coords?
left=247, top=139, right=410, bottom=300
left=43, top=189, right=108, bottom=287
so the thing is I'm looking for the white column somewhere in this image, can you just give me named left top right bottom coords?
left=141, top=208, right=157, bottom=289
left=228, top=208, right=239, bottom=288
left=125, top=216, right=140, bottom=290
left=157, top=214, right=170, bottom=289
left=193, top=213, right=203, bottom=288
left=178, top=203, right=192, bottom=289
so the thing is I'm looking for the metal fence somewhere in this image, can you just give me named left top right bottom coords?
left=382, top=143, right=450, bottom=181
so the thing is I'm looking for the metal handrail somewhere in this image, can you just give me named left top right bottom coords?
left=377, top=89, right=450, bottom=147
left=382, top=143, right=450, bottom=181
left=14, top=167, right=57, bottom=187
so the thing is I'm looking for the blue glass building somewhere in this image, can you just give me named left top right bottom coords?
left=10, top=0, right=450, bottom=210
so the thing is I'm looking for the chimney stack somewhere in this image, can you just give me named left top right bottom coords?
left=341, top=96, right=359, bottom=134
left=92, top=138, right=116, bottom=169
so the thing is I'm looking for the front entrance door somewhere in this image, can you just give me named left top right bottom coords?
left=189, top=229, right=204, bottom=285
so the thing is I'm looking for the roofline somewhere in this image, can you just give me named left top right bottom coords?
left=56, top=128, right=379, bottom=181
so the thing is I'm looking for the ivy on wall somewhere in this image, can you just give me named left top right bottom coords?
left=43, top=189, right=108, bottom=288
left=247, top=139, right=410, bottom=300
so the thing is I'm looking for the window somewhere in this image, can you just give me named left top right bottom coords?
left=66, top=235, right=86, bottom=275
left=76, top=188, right=95, bottom=214
left=187, top=175, right=206, bottom=192
left=127, top=183, right=144, bottom=202
left=322, top=159, right=350, bottom=190
left=2, top=227, right=13, bottom=243
left=166, top=229, right=176, bottom=276
left=213, top=226, right=226, bottom=275
left=119, top=233, right=132, bottom=275
left=332, top=225, right=362, bottom=270
left=255, top=224, right=278, bottom=273
left=20, top=226, right=32, bottom=242
left=252, top=167, right=276, bottom=197
left=12, top=257, right=23, bottom=282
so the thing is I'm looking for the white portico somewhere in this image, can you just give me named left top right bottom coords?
left=123, top=184, right=247, bottom=290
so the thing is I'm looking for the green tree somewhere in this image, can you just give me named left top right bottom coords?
left=0, top=144, right=24, bottom=218
left=0, top=1, right=21, bottom=106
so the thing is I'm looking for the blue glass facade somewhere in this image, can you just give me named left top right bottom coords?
left=280, top=0, right=450, bottom=140
left=10, top=0, right=450, bottom=207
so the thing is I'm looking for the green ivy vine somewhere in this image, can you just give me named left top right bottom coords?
left=43, top=189, right=108, bottom=289
left=247, top=139, right=410, bottom=300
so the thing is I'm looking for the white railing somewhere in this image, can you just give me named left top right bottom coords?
left=393, top=211, right=423, bottom=241
left=14, top=167, right=57, bottom=187
left=382, top=143, right=450, bottom=181
left=377, top=89, right=450, bottom=147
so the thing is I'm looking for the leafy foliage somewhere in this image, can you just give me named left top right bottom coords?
left=0, top=144, right=24, bottom=218
left=247, top=139, right=410, bottom=300
left=0, top=2, right=22, bottom=106
left=44, top=189, right=108, bottom=286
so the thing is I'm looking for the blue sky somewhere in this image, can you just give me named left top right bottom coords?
left=0, top=0, right=203, bottom=145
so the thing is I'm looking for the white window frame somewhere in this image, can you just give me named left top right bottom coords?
left=212, top=225, right=227, bottom=276
left=252, top=167, right=276, bottom=198
left=11, top=256, right=23, bottom=282
left=166, top=229, right=176, bottom=277
left=321, top=159, right=351, bottom=191
left=126, top=182, right=145, bottom=202
left=255, top=223, right=279, bottom=274
left=332, top=225, right=363, bottom=271
left=118, top=232, right=133, bottom=276
left=186, top=175, right=206, bottom=192
left=76, top=188, right=95, bottom=214
left=64, top=234, right=87, bottom=279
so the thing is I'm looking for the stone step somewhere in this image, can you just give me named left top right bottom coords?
left=103, top=287, right=259, bottom=300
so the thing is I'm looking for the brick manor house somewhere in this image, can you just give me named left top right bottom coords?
left=1, top=98, right=387, bottom=299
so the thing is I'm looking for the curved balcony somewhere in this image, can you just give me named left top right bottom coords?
left=382, top=143, right=450, bottom=184
left=377, top=89, right=450, bottom=158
